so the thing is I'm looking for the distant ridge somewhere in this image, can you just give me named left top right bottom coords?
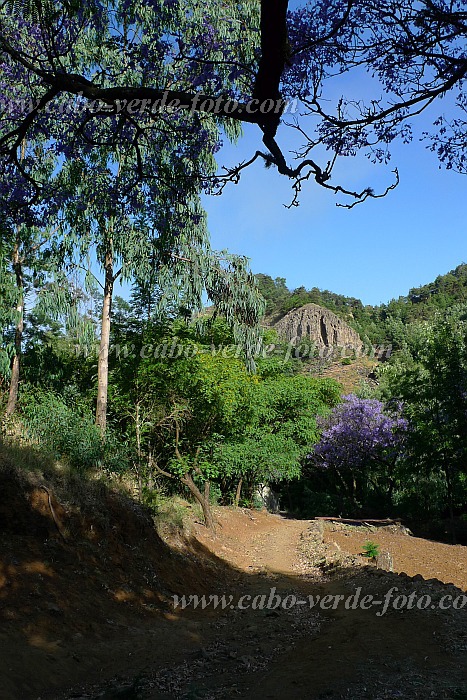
left=256, top=264, right=467, bottom=348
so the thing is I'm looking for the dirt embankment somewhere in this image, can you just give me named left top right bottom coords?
left=0, top=459, right=466, bottom=700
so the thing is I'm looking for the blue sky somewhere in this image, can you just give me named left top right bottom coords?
left=203, top=115, right=467, bottom=307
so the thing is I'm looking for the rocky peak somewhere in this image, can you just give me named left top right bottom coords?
left=274, top=303, right=362, bottom=350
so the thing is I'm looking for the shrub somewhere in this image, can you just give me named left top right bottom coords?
left=21, top=390, right=103, bottom=472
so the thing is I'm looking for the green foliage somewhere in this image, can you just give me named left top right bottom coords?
left=208, top=483, right=222, bottom=505
left=20, top=390, right=127, bottom=473
left=255, top=263, right=467, bottom=351
left=0, top=240, right=17, bottom=384
left=215, top=375, right=341, bottom=498
left=8, top=255, right=467, bottom=536
left=255, top=272, right=365, bottom=328
left=286, top=483, right=343, bottom=518
left=106, top=313, right=341, bottom=506
left=255, top=274, right=290, bottom=317
left=362, top=541, right=380, bottom=560
left=21, top=390, right=103, bottom=472
left=146, top=493, right=190, bottom=533
left=379, top=306, right=467, bottom=528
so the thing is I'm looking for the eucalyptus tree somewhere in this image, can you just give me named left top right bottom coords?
left=0, top=236, right=17, bottom=400
left=0, top=0, right=263, bottom=432
left=57, top=110, right=263, bottom=432
left=1, top=0, right=467, bottom=212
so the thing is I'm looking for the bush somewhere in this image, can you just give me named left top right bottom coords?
left=208, top=482, right=222, bottom=505
left=21, top=390, right=104, bottom=472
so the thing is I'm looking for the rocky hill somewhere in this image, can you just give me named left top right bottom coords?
left=274, top=303, right=363, bottom=351
left=256, top=264, right=467, bottom=348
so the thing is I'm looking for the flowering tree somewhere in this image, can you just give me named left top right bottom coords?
left=309, top=394, right=407, bottom=511
left=0, top=3, right=268, bottom=430
left=1, top=0, right=467, bottom=213
left=2, top=1, right=467, bottom=430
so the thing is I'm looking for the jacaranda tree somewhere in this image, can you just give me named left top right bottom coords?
left=1, top=0, right=467, bottom=213
left=308, top=394, right=408, bottom=512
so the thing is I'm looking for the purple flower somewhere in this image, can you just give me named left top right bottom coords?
left=310, top=394, right=407, bottom=472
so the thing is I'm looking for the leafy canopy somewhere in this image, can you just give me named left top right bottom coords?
left=1, top=0, right=467, bottom=212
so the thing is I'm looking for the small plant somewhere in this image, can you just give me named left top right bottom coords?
left=362, top=540, right=380, bottom=560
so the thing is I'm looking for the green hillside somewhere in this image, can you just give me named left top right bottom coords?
left=256, top=263, right=467, bottom=348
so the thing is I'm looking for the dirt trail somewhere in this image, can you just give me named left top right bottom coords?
left=206, top=511, right=309, bottom=574
left=188, top=510, right=467, bottom=699
left=2, top=503, right=467, bottom=700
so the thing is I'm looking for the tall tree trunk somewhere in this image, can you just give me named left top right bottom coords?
left=5, top=245, right=24, bottom=419
left=95, top=249, right=114, bottom=433
left=135, top=400, right=143, bottom=500
left=181, top=472, right=215, bottom=530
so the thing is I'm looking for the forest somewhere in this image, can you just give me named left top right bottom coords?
left=2, top=252, right=467, bottom=543
left=1, top=0, right=467, bottom=544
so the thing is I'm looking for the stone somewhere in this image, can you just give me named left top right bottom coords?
left=375, top=550, right=394, bottom=572
left=45, top=602, right=63, bottom=616
left=274, top=303, right=363, bottom=354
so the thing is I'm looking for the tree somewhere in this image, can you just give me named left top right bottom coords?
left=254, top=273, right=290, bottom=317
left=0, top=236, right=17, bottom=401
left=42, top=37, right=264, bottom=434
left=215, top=374, right=341, bottom=505
left=0, top=217, right=76, bottom=418
left=1, top=1, right=467, bottom=213
left=108, top=313, right=340, bottom=524
left=111, top=327, right=257, bottom=528
left=308, top=394, right=408, bottom=513
left=379, top=307, right=467, bottom=539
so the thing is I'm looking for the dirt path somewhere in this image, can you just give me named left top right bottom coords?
left=52, top=509, right=467, bottom=700
left=3, top=505, right=467, bottom=700
left=203, top=511, right=309, bottom=574
left=186, top=510, right=467, bottom=699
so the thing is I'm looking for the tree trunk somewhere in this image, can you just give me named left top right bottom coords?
left=445, top=465, right=457, bottom=545
left=234, top=477, right=243, bottom=507
left=95, top=249, right=114, bottom=433
left=5, top=246, right=24, bottom=419
left=181, top=472, right=215, bottom=530
left=135, top=400, right=143, bottom=499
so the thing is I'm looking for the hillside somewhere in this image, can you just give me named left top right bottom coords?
left=273, top=303, right=363, bottom=350
left=256, top=263, right=467, bottom=346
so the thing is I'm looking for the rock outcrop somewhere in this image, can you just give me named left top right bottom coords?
left=274, top=303, right=363, bottom=351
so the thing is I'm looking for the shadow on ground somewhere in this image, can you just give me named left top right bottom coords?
left=0, top=442, right=466, bottom=700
